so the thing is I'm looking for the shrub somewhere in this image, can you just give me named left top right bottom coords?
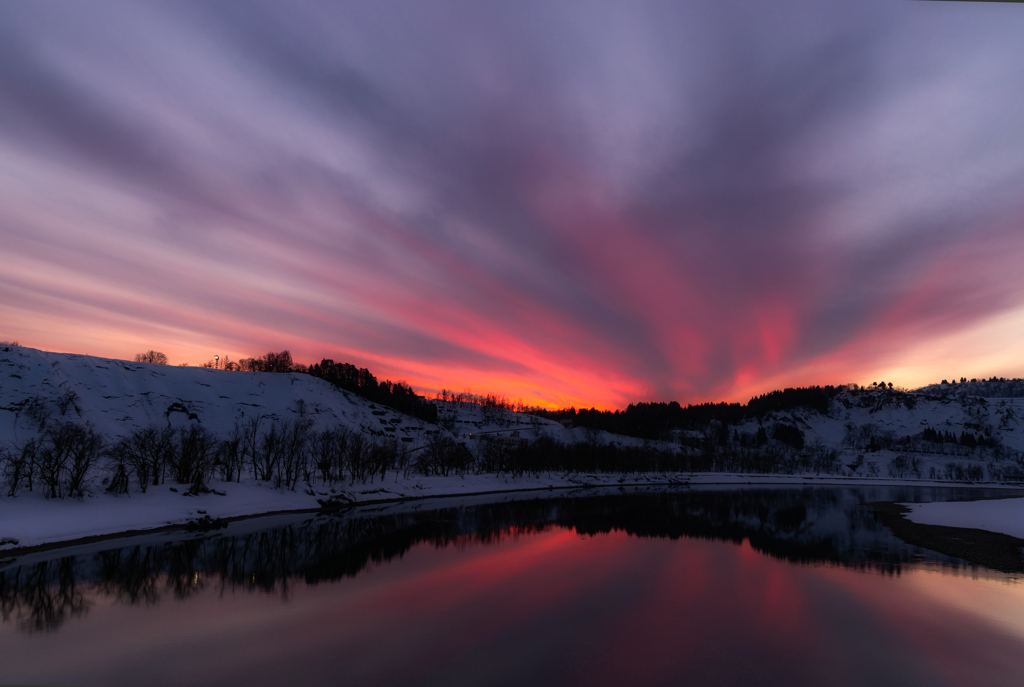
left=134, top=351, right=168, bottom=365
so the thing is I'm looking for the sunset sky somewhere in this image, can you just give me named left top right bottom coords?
left=2, top=1, right=1024, bottom=409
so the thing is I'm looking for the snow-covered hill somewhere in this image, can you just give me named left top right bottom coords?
left=740, top=389, right=1024, bottom=449
left=731, top=388, right=1024, bottom=480
left=916, top=378, right=1024, bottom=399
left=0, top=345, right=429, bottom=445
left=0, top=345, right=673, bottom=453
left=0, top=345, right=683, bottom=550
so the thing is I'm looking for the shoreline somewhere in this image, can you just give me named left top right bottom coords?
left=4, top=472, right=1024, bottom=558
left=870, top=501, right=1024, bottom=574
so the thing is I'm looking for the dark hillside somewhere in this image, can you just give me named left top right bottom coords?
left=535, top=386, right=843, bottom=441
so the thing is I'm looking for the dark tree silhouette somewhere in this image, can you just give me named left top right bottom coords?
left=237, top=350, right=305, bottom=373
left=34, top=422, right=103, bottom=498
left=134, top=351, right=168, bottom=365
left=309, top=359, right=437, bottom=423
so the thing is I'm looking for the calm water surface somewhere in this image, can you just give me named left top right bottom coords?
left=2, top=485, right=1024, bottom=686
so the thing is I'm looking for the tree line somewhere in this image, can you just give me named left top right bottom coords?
left=307, top=360, right=438, bottom=423
left=922, top=377, right=1024, bottom=399
left=0, top=416, right=843, bottom=502
left=5, top=416, right=1024, bottom=505
left=842, top=422, right=1004, bottom=457
left=130, top=348, right=830, bottom=441
left=1, top=418, right=411, bottom=499
left=533, top=386, right=843, bottom=441
left=133, top=348, right=438, bottom=423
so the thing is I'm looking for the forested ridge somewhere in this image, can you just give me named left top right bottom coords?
left=533, top=386, right=843, bottom=441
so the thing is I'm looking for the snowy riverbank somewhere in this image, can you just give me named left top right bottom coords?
left=3, top=471, right=1021, bottom=553
left=902, top=497, right=1024, bottom=540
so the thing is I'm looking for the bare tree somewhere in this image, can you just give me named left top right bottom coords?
left=36, top=422, right=103, bottom=499
left=309, top=427, right=351, bottom=485
left=2, top=440, right=36, bottom=499
left=66, top=425, right=102, bottom=498
left=134, top=351, right=169, bottom=365
left=2, top=440, right=37, bottom=497
left=36, top=423, right=77, bottom=498
left=277, top=419, right=312, bottom=490
left=108, top=426, right=174, bottom=493
left=239, top=415, right=263, bottom=479
left=169, top=425, right=218, bottom=488
left=253, top=422, right=283, bottom=483
left=416, top=434, right=466, bottom=477
left=367, top=438, right=399, bottom=482
left=106, top=454, right=130, bottom=495
left=346, top=432, right=367, bottom=482
left=219, top=424, right=244, bottom=483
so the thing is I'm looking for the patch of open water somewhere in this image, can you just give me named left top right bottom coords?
left=2, top=485, right=1023, bottom=686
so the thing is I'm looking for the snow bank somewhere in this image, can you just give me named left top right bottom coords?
left=2, top=470, right=1006, bottom=552
left=902, top=497, right=1024, bottom=540
left=0, top=472, right=670, bottom=550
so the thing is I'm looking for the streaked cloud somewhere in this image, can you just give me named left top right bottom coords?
left=2, top=0, right=1024, bottom=407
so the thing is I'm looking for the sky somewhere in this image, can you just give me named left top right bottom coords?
left=2, top=0, right=1024, bottom=409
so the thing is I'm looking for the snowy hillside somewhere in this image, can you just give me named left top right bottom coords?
left=0, top=345, right=683, bottom=550
left=916, top=378, right=1024, bottom=399
left=4, top=345, right=1024, bottom=483
left=732, top=388, right=1024, bottom=480
left=0, top=345, right=671, bottom=452
left=0, top=345, right=431, bottom=446
left=739, top=389, right=1024, bottom=450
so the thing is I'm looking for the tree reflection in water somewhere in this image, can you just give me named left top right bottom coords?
left=0, top=485, right=1008, bottom=633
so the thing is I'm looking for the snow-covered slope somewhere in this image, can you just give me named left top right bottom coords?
left=0, top=345, right=430, bottom=445
left=732, top=388, right=1024, bottom=480
left=0, top=345, right=678, bottom=452
left=917, top=378, right=1024, bottom=399
left=743, top=389, right=1024, bottom=451
left=0, top=345, right=679, bottom=550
